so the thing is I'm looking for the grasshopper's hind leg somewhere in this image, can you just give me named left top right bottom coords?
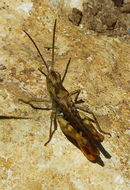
left=76, top=105, right=111, bottom=136
left=44, top=111, right=58, bottom=146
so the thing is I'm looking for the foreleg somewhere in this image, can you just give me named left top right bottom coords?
left=69, top=89, right=84, bottom=104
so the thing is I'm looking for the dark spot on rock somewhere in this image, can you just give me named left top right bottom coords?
left=68, top=8, right=83, bottom=26
left=112, top=0, right=124, bottom=7
left=0, top=64, right=6, bottom=70
left=121, top=4, right=130, bottom=13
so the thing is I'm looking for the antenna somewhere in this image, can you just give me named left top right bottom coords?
left=23, top=30, right=49, bottom=73
left=62, top=58, right=71, bottom=83
left=51, top=19, right=57, bottom=69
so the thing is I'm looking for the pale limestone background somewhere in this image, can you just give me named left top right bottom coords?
left=0, top=0, right=129, bottom=190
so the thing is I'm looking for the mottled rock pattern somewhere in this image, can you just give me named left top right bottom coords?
left=69, top=0, right=130, bottom=39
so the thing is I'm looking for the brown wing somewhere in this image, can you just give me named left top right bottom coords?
left=61, top=129, right=105, bottom=166
left=57, top=116, right=105, bottom=166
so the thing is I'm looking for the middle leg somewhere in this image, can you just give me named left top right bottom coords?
left=19, top=99, right=52, bottom=110
left=44, top=111, right=58, bottom=146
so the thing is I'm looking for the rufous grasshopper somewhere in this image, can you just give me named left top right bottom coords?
left=20, top=19, right=111, bottom=166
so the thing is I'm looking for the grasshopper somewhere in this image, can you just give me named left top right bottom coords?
left=20, top=19, right=111, bottom=166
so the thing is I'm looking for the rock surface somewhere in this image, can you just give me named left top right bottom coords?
left=0, top=0, right=129, bottom=189
left=69, top=0, right=130, bottom=39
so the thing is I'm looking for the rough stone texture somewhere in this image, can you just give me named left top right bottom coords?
left=69, top=0, right=130, bottom=39
left=112, top=0, right=124, bottom=7
left=0, top=0, right=129, bottom=189
left=68, top=8, right=83, bottom=26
